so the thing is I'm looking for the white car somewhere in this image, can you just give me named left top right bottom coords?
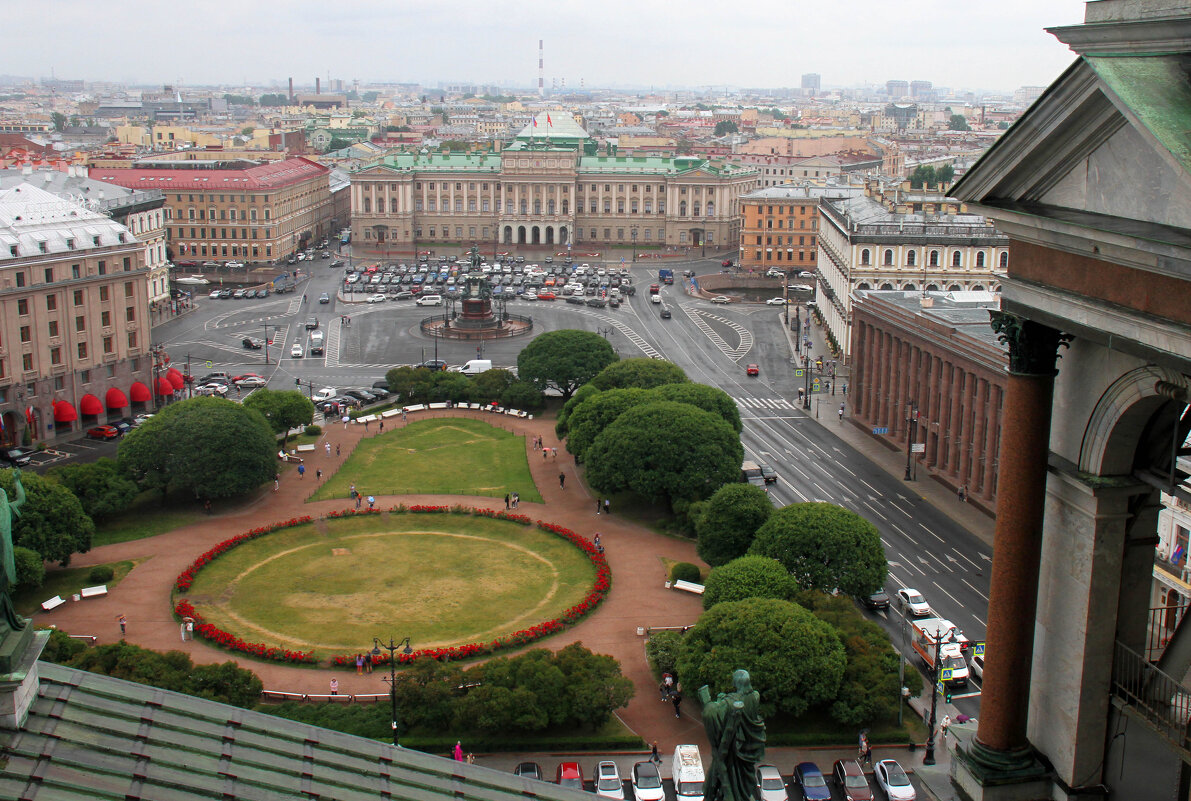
left=133, top=413, right=155, bottom=426
left=873, top=759, right=915, bottom=801
left=766, top=297, right=788, bottom=306
left=523, top=292, right=538, bottom=301
left=312, top=387, right=337, bottom=402
left=226, top=261, right=245, bottom=269
left=346, top=274, right=360, bottom=283
left=595, top=761, right=624, bottom=800
left=208, top=289, right=221, bottom=298
left=896, top=588, right=931, bottom=616
left=290, top=343, right=304, bottom=359
left=650, top=294, right=662, bottom=304
left=969, top=652, right=984, bottom=680
left=367, top=293, right=386, bottom=303
left=235, top=376, right=268, bottom=388
left=755, top=764, right=788, bottom=801
left=194, top=383, right=227, bottom=396
left=630, top=762, right=664, bottom=801
left=710, top=295, right=731, bottom=304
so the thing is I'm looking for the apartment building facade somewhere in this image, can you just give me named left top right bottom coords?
left=738, top=184, right=861, bottom=272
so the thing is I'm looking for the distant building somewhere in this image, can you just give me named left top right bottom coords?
left=886, top=80, right=910, bottom=99
left=801, top=73, right=821, bottom=93
left=910, top=80, right=933, bottom=99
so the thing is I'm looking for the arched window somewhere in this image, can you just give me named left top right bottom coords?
left=975, top=251, right=985, bottom=268
left=883, top=249, right=893, bottom=266
left=377, top=198, right=386, bottom=214
left=680, top=201, right=688, bottom=216
left=999, top=251, right=1008, bottom=269
left=972, top=285, right=985, bottom=291
left=363, top=198, right=371, bottom=214
left=561, top=201, right=568, bottom=215
left=547, top=200, right=555, bottom=215
left=903, top=283, right=916, bottom=291
left=929, top=250, right=939, bottom=266
left=926, top=283, right=939, bottom=291
left=948, top=284, right=962, bottom=291
left=707, top=202, right=715, bottom=216
left=860, top=249, right=871, bottom=266
left=952, top=251, right=962, bottom=267
left=693, top=202, right=701, bottom=217
left=856, top=282, right=871, bottom=290
left=907, top=250, right=916, bottom=267
left=880, top=282, right=894, bottom=290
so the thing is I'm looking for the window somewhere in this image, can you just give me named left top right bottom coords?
left=861, top=249, right=871, bottom=266
left=952, top=251, right=962, bottom=267
left=101, top=311, right=111, bottom=327
left=17, top=299, right=28, bottom=315
left=71, top=263, right=80, bottom=278
left=14, top=272, right=24, bottom=288
left=48, top=321, right=58, bottom=338
left=44, top=267, right=53, bottom=283
left=884, top=249, right=894, bottom=266
left=50, top=347, right=61, bottom=366
left=999, top=251, right=1008, bottom=269
left=99, top=286, right=109, bottom=301
left=929, top=250, right=939, bottom=267
left=75, top=315, right=85, bottom=332
left=126, top=307, right=136, bottom=322
left=22, top=354, right=32, bottom=372
left=19, top=326, right=30, bottom=343
left=907, top=250, right=916, bottom=267
left=98, top=261, right=106, bottom=275
left=124, top=281, right=134, bottom=298
left=976, top=252, right=986, bottom=268
left=127, top=332, right=137, bottom=349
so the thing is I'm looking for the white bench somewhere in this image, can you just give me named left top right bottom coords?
left=355, top=415, right=377, bottom=424
left=260, top=690, right=307, bottom=702
left=403, top=404, right=425, bottom=413
left=296, top=444, right=316, bottom=453
left=41, top=596, right=66, bottom=612
left=672, top=579, right=705, bottom=595
left=351, top=693, right=389, bottom=703
left=381, top=409, right=402, bottom=419
left=80, top=585, right=108, bottom=599
left=428, top=402, right=449, bottom=410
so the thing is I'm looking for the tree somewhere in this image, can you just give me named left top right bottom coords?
left=586, top=401, right=743, bottom=505
left=696, top=484, right=774, bottom=566
left=552, top=642, right=635, bottom=729
left=362, top=91, right=380, bottom=102
left=243, top=389, right=315, bottom=447
left=46, top=458, right=138, bottom=522
left=555, top=383, right=602, bottom=437
left=239, top=126, right=255, bottom=137
left=258, top=93, right=288, bottom=107
left=13, top=546, right=45, bottom=590
left=677, top=598, right=845, bottom=717
left=468, top=368, right=516, bottom=403
left=909, top=164, right=937, bottom=188
left=517, top=329, right=618, bottom=400
left=222, top=94, right=255, bottom=106
left=714, top=120, right=739, bottom=136
left=385, top=366, right=424, bottom=402
left=749, top=502, right=887, bottom=596
left=500, top=380, right=545, bottom=411
left=50, top=111, right=66, bottom=131
left=590, top=358, right=687, bottom=391
left=651, top=382, right=741, bottom=433
left=117, top=397, right=276, bottom=500
left=563, top=388, right=652, bottom=461
left=948, top=114, right=971, bottom=131
left=393, top=659, right=464, bottom=733
left=936, top=163, right=955, bottom=184
left=0, top=469, right=93, bottom=566
left=702, top=556, right=798, bottom=609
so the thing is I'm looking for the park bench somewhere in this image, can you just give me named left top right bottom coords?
left=403, top=405, right=426, bottom=413
left=67, top=634, right=97, bottom=644
left=381, top=409, right=402, bottom=419
left=260, top=690, right=307, bottom=702
left=79, top=585, right=108, bottom=599
left=428, top=402, right=449, bottom=410
left=295, top=444, right=316, bottom=453
left=305, top=694, right=353, bottom=703
left=671, top=579, right=705, bottom=595
left=355, top=415, right=377, bottom=424
left=41, top=596, right=66, bottom=612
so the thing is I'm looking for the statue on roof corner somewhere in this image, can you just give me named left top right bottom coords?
left=0, top=469, right=27, bottom=634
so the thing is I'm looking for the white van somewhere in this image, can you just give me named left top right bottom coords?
left=416, top=294, right=443, bottom=306
left=458, top=359, right=492, bottom=376
left=672, top=745, right=705, bottom=801
left=309, top=330, right=325, bottom=355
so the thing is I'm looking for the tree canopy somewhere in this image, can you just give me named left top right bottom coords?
left=909, top=163, right=954, bottom=189
left=749, top=502, right=887, bottom=596
left=258, top=93, right=288, bottom=107
left=117, top=397, right=276, bottom=500
left=948, top=114, right=971, bottom=131
left=0, top=469, right=93, bottom=566
left=564, top=388, right=652, bottom=461
left=46, top=457, right=138, bottom=522
left=714, top=120, right=739, bottom=136
left=696, top=483, right=774, bottom=566
left=517, top=330, right=618, bottom=400
left=242, top=389, right=315, bottom=446
left=585, top=401, right=742, bottom=504
left=702, top=555, right=798, bottom=610
left=555, top=382, right=602, bottom=437
left=677, top=598, right=846, bottom=717
left=590, top=358, right=687, bottom=391
left=651, top=382, right=741, bottom=433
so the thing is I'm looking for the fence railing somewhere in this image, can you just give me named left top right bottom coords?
left=1112, top=640, right=1191, bottom=757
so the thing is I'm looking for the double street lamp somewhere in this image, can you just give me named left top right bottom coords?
left=904, top=402, right=920, bottom=481
left=372, top=636, right=414, bottom=747
left=923, top=631, right=944, bottom=766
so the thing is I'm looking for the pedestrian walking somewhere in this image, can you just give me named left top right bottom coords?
left=504, top=493, right=511, bottom=509
left=859, top=731, right=872, bottom=765
left=543, top=449, right=548, bottom=461
left=365, top=653, right=373, bottom=674
left=604, top=498, right=611, bottom=515
left=551, top=447, right=557, bottom=459
left=274, top=473, right=280, bottom=492
left=185, top=619, right=193, bottom=640
left=117, top=615, right=127, bottom=636
left=355, top=493, right=362, bottom=510
left=671, top=691, right=683, bottom=718
left=316, top=468, right=322, bottom=481
left=941, top=714, right=952, bottom=741
left=650, top=741, right=661, bottom=765
left=329, top=678, right=339, bottom=695
left=596, top=499, right=602, bottom=515
left=326, top=442, right=332, bottom=457
left=364, top=420, right=369, bottom=432
left=559, top=472, right=566, bottom=489
left=180, top=622, right=188, bottom=642
left=356, top=654, right=364, bottom=675
left=379, top=421, right=384, bottom=433
left=367, top=495, right=375, bottom=509
left=839, top=403, right=845, bottom=422
left=336, top=443, right=341, bottom=457
left=512, top=492, right=519, bottom=509
left=662, top=672, right=674, bottom=699
left=401, top=409, right=407, bottom=422
left=203, top=499, right=212, bottom=515
left=298, top=464, right=305, bottom=479
left=453, top=742, right=464, bottom=762
left=594, top=532, right=602, bottom=553
left=343, top=415, right=350, bottom=430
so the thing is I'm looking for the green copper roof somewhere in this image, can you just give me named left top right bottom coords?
left=365, top=151, right=504, bottom=173
left=578, top=155, right=756, bottom=177
left=0, top=663, right=589, bottom=801
left=1087, top=54, right=1191, bottom=177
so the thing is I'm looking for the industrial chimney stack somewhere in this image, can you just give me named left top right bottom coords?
left=538, top=39, right=544, bottom=98
left=316, top=77, right=320, bottom=95
left=288, top=77, right=294, bottom=102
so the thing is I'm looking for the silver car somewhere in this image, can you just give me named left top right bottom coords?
left=756, top=764, right=788, bottom=801
left=595, top=761, right=624, bottom=800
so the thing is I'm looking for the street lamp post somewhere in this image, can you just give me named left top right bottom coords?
left=923, top=632, right=943, bottom=765
left=802, top=354, right=812, bottom=410
left=372, top=636, right=413, bottom=747
left=631, top=230, right=637, bottom=263
left=904, top=401, right=919, bottom=481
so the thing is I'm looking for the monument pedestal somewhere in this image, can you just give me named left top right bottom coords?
left=951, top=740, right=1051, bottom=801
left=0, top=628, right=48, bottom=730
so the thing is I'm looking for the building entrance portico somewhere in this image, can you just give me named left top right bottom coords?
left=499, top=223, right=570, bottom=246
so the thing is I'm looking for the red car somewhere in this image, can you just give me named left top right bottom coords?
left=86, top=425, right=121, bottom=440
left=747, top=364, right=760, bottom=376
left=832, top=760, right=874, bottom=801
left=556, top=762, right=583, bottom=791
left=537, top=291, right=557, bottom=301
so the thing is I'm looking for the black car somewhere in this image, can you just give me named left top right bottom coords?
left=111, top=419, right=135, bottom=435
left=0, top=447, right=32, bottom=467
left=660, top=307, right=672, bottom=319
left=372, top=380, right=390, bottom=392
left=586, top=297, right=607, bottom=308
left=416, top=360, right=448, bottom=371
left=343, top=389, right=378, bottom=403
left=364, top=386, right=391, bottom=399
left=565, top=296, right=585, bottom=305
left=859, top=590, right=891, bottom=610
left=305, top=318, right=319, bottom=330
left=759, top=462, right=778, bottom=483
left=242, top=337, right=263, bottom=350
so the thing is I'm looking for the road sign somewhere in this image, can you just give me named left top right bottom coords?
left=812, top=379, right=821, bottom=390
left=940, top=668, right=953, bottom=682
left=872, top=427, right=889, bottom=435
left=205, top=361, right=212, bottom=368
left=794, top=369, right=805, bottom=378
left=973, top=642, right=985, bottom=657
left=912, top=443, right=926, bottom=453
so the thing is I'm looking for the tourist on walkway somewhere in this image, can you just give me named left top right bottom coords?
left=356, top=654, right=364, bottom=675
left=117, top=615, right=127, bottom=636
left=453, top=742, right=464, bottom=761
left=326, top=442, right=331, bottom=457
left=355, top=493, right=362, bottom=510
left=504, top=493, right=511, bottom=509
left=559, top=473, right=565, bottom=489
left=671, top=691, right=683, bottom=718
left=274, top=473, right=280, bottom=492
left=650, top=741, right=661, bottom=765
left=367, top=495, right=375, bottom=510
left=316, top=468, right=322, bottom=481
left=596, top=499, right=602, bottom=515
left=329, top=678, right=339, bottom=695
left=298, top=464, right=305, bottom=479
left=604, top=498, right=611, bottom=515
left=336, top=443, right=341, bottom=457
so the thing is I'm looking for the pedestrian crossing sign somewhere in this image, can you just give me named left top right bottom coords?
left=974, top=642, right=985, bottom=657
left=813, top=378, right=821, bottom=390
left=795, top=369, right=805, bottom=377
left=940, top=668, right=954, bottom=682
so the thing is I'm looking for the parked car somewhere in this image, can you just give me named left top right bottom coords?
left=0, top=447, right=33, bottom=467
left=234, top=376, right=268, bottom=388
left=372, top=380, right=390, bottom=392
left=711, top=295, right=731, bottom=304
left=208, top=289, right=222, bottom=298
left=631, top=761, right=664, bottom=801
left=110, top=419, right=135, bottom=435
left=242, top=336, right=263, bottom=349
left=197, top=372, right=231, bottom=385
left=595, top=761, right=625, bottom=800
left=556, top=762, right=583, bottom=791
left=343, top=389, right=378, bottom=403
left=873, top=760, right=915, bottom=801
left=792, top=762, right=831, bottom=801
left=896, top=588, right=932, bottom=616
left=513, top=762, right=543, bottom=782
left=368, top=293, right=386, bottom=303
left=756, top=764, right=788, bottom=801
left=232, top=288, right=246, bottom=299
left=86, top=425, right=121, bottom=441
left=312, top=387, right=337, bottom=403
left=969, top=652, right=985, bottom=680
left=767, top=297, right=788, bottom=305
left=194, top=383, right=229, bottom=396
left=585, top=297, right=607, bottom=308
left=831, top=760, right=873, bottom=801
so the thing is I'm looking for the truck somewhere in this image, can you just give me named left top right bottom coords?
left=741, top=460, right=767, bottom=490
left=659, top=268, right=674, bottom=284
left=910, top=617, right=971, bottom=687
left=672, top=745, right=705, bottom=801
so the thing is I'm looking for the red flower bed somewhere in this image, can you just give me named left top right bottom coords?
left=175, top=508, right=609, bottom=668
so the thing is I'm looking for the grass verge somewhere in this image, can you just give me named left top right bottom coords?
left=16, top=559, right=140, bottom=616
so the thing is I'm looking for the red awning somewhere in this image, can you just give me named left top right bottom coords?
left=53, top=400, right=78, bottom=423
left=105, top=387, right=128, bottom=409
left=130, top=381, right=151, bottom=403
left=79, top=393, right=103, bottom=417
left=154, top=377, right=174, bottom=397
left=166, top=367, right=185, bottom=391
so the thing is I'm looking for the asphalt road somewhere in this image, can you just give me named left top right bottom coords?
left=154, top=249, right=991, bottom=717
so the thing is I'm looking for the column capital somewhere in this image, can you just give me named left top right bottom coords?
left=989, top=312, right=1072, bottom=376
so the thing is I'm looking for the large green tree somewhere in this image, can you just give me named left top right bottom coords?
left=651, top=383, right=742, bottom=433
left=585, top=401, right=742, bottom=504
left=697, top=484, right=775, bottom=566
left=948, top=114, right=971, bottom=131
left=468, top=368, right=516, bottom=403
left=590, top=358, right=687, bottom=391
left=555, top=382, right=602, bottom=436
left=677, top=598, right=846, bottom=717
left=243, top=389, right=315, bottom=446
left=703, top=556, right=798, bottom=610
left=564, top=388, right=651, bottom=461
left=0, top=469, right=93, bottom=566
left=714, top=120, right=739, bottom=136
left=749, top=502, right=887, bottom=596
left=517, top=330, right=618, bottom=400
left=117, top=397, right=276, bottom=500
left=46, top=457, right=138, bottom=521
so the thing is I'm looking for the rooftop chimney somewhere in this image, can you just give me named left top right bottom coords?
left=316, top=77, right=320, bottom=95
left=288, top=78, right=294, bottom=102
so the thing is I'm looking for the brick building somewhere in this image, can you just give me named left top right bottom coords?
left=738, top=184, right=861, bottom=272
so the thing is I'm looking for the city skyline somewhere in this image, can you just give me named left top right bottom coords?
left=9, top=0, right=1088, bottom=95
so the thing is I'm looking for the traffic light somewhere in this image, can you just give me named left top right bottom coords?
left=944, top=688, right=954, bottom=703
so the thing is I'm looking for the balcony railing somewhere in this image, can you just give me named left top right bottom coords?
left=1112, top=640, right=1191, bottom=758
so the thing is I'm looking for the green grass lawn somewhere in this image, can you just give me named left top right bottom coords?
left=310, top=418, right=542, bottom=503
left=15, top=560, right=139, bottom=616
left=93, top=490, right=208, bottom=547
left=183, top=514, right=594, bottom=657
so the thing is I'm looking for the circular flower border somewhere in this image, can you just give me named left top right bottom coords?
left=172, top=504, right=611, bottom=666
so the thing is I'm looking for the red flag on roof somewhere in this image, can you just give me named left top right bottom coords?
left=532, top=116, right=537, bottom=127
left=547, top=114, right=552, bottom=127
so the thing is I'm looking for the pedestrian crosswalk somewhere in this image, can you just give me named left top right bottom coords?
left=734, top=396, right=796, bottom=410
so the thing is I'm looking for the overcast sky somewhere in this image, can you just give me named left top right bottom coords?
left=10, top=0, right=1088, bottom=94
